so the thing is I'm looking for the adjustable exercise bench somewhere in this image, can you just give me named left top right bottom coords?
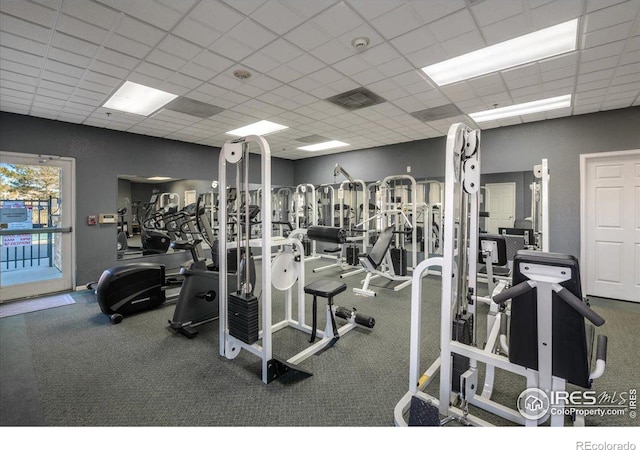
left=353, top=225, right=401, bottom=296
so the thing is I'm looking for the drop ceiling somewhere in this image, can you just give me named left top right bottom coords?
left=1, top=0, right=639, bottom=160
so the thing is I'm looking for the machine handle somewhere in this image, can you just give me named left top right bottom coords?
left=596, top=335, right=608, bottom=362
left=492, top=280, right=535, bottom=304
left=554, top=287, right=605, bottom=326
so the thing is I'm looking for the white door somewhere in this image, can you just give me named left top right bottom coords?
left=0, top=151, right=75, bottom=301
left=582, top=150, right=640, bottom=303
left=485, top=183, right=516, bottom=234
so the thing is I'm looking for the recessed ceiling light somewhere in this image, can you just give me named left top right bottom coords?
left=298, top=140, right=350, bottom=151
left=103, top=81, right=178, bottom=116
left=147, top=176, right=172, bottom=181
left=469, top=95, right=572, bottom=122
left=421, top=19, right=579, bottom=86
left=226, top=120, right=288, bottom=137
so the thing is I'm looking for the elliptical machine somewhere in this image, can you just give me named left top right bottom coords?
left=167, top=194, right=256, bottom=338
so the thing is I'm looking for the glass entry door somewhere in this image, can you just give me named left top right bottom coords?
left=0, top=152, right=75, bottom=302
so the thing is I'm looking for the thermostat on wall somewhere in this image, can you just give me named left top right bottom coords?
left=99, top=213, right=117, bottom=224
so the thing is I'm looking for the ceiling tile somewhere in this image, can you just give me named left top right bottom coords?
left=147, top=49, right=186, bottom=71
left=95, top=48, right=138, bottom=69
left=583, top=21, right=633, bottom=48
left=441, top=29, right=485, bottom=58
left=309, top=39, right=354, bottom=64
left=209, top=35, right=255, bottom=60
left=48, top=47, right=92, bottom=68
left=158, top=35, right=203, bottom=60
left=0, top=0, right=57, bottom=27
left=481, top=12, right=531, bottom=45
left=585, top=1, right=640, bottom=32
left=251, top=0, right=306, bottom=35
left=471, top=0, right=525, bottom=27
left=55, top=13, right=108, bottom=45
left=60, top=0, right=119, bottom=29
left=172, top=18, right=221, bottom=47
left=389, top=27, right=437, bottom=55
left=359, top=43, right=401, bottom=66
left=580, top=55, right=621, bottom=74
left=285, top=53, right=325, bottom=76
left=260, top=38, right=304, bottom=64
left=312, top=2, right=364, bottom=37
left=0, top=46, right=43, bottom=68
left=369, top=3, right=423, bottom=40
left=220, top=0, right=266, bottom=16
left=0, top=31, right=47, bottom=56
left=43, top=59, right=85, bottom=78
left=428, top=8, right=476, bottom=42
left=284, top=22, right=332, bottom=52
left=0, top=14, right=52, bottom=43
left=581, top=41, right=626, bottom=63
left=530, top=0, right=583, bottom=29
left=332, top=55, right=371, bottom=76
left=51, top=32, right=98, bottom=57
left=105, top=33, right=151, bottom=58
left=115, top=16, right=165, bottom=46
left=125, top=0, right=182, bottom=30
left=225, top=19, right=278, bottom=51
left=267, top=64, right=303, bottom=83
left=404, top=43, right=448, bottom=68
left=1, top=60, right=40, bottom=78
left=135, top=61, right=173, bottom=81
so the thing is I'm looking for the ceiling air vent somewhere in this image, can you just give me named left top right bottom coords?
left=410, top=104, right=463, bottom=122
left=296, top=134, right=330, bottom=143
left=326, top=87, right=386, bottom=111
left=165, top=97, right=224, bottom=119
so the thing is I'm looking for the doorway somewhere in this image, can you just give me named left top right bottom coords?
left=485, top=182, right=516, bottom=234
left=581, top=149, right=640, bottom=303
left=0, top=151, right=75, bottom=301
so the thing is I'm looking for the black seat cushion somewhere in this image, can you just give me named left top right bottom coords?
left=363, top=225, right=395, bottom=269
left=304, top=280, right=347, bottom=298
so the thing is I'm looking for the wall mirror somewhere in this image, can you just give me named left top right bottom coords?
left=116, top=175, right=217, bottom=261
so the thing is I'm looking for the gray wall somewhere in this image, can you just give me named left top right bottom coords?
left=294, top=107, right=640, bottom=259
left=0, top=112, right=295, bottom=285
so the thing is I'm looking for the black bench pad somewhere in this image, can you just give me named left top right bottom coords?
left=304, top=280, right=347, bottom=298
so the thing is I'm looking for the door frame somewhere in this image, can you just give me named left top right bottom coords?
left=0, top=151, right=76, bottom=300
left=580, top=149, right=640, bottom=299
left=485, top=182, right=516, bottom=234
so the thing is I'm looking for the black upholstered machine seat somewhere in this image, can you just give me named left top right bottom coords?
left=358, top=225, right=395, bottom=272
left=304, top=279, right=347, bottom=298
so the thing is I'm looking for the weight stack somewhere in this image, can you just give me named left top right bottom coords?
left=451, top=313, right=473, bottom=393
left=346, top=245, right=360, bottom=266
left=228, top=291, right=259, bottom=344
left=390, top=247, right=408, bottom=276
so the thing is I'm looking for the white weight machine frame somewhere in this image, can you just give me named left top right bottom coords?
left=394, top=124, right=605, bottom=427
left=530, top=159, right=550, bottom=252
left=295, top=183, right=320, bottom=261
left=354, top=174, right=417, bottom=296
left=218, top=136, right=361, bottom=384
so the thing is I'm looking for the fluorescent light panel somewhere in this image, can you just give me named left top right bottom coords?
left=469, top=95, right=572, bottom=122
left=298, top=140, right=349, bottom=151
left=148, top=176, right=172, bottom=181
left=422, top=19, right=578, bottom=86
left=103, top=81, right=178, bottom=116
left=226, top=120, right=288, bottom=137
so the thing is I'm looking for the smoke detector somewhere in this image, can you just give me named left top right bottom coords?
left=351, top=37, right=370, bottom=50
left=233, top=69, right=252, bottom=80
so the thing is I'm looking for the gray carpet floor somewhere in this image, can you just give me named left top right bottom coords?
left=1, top=258, right=639, bottom=429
